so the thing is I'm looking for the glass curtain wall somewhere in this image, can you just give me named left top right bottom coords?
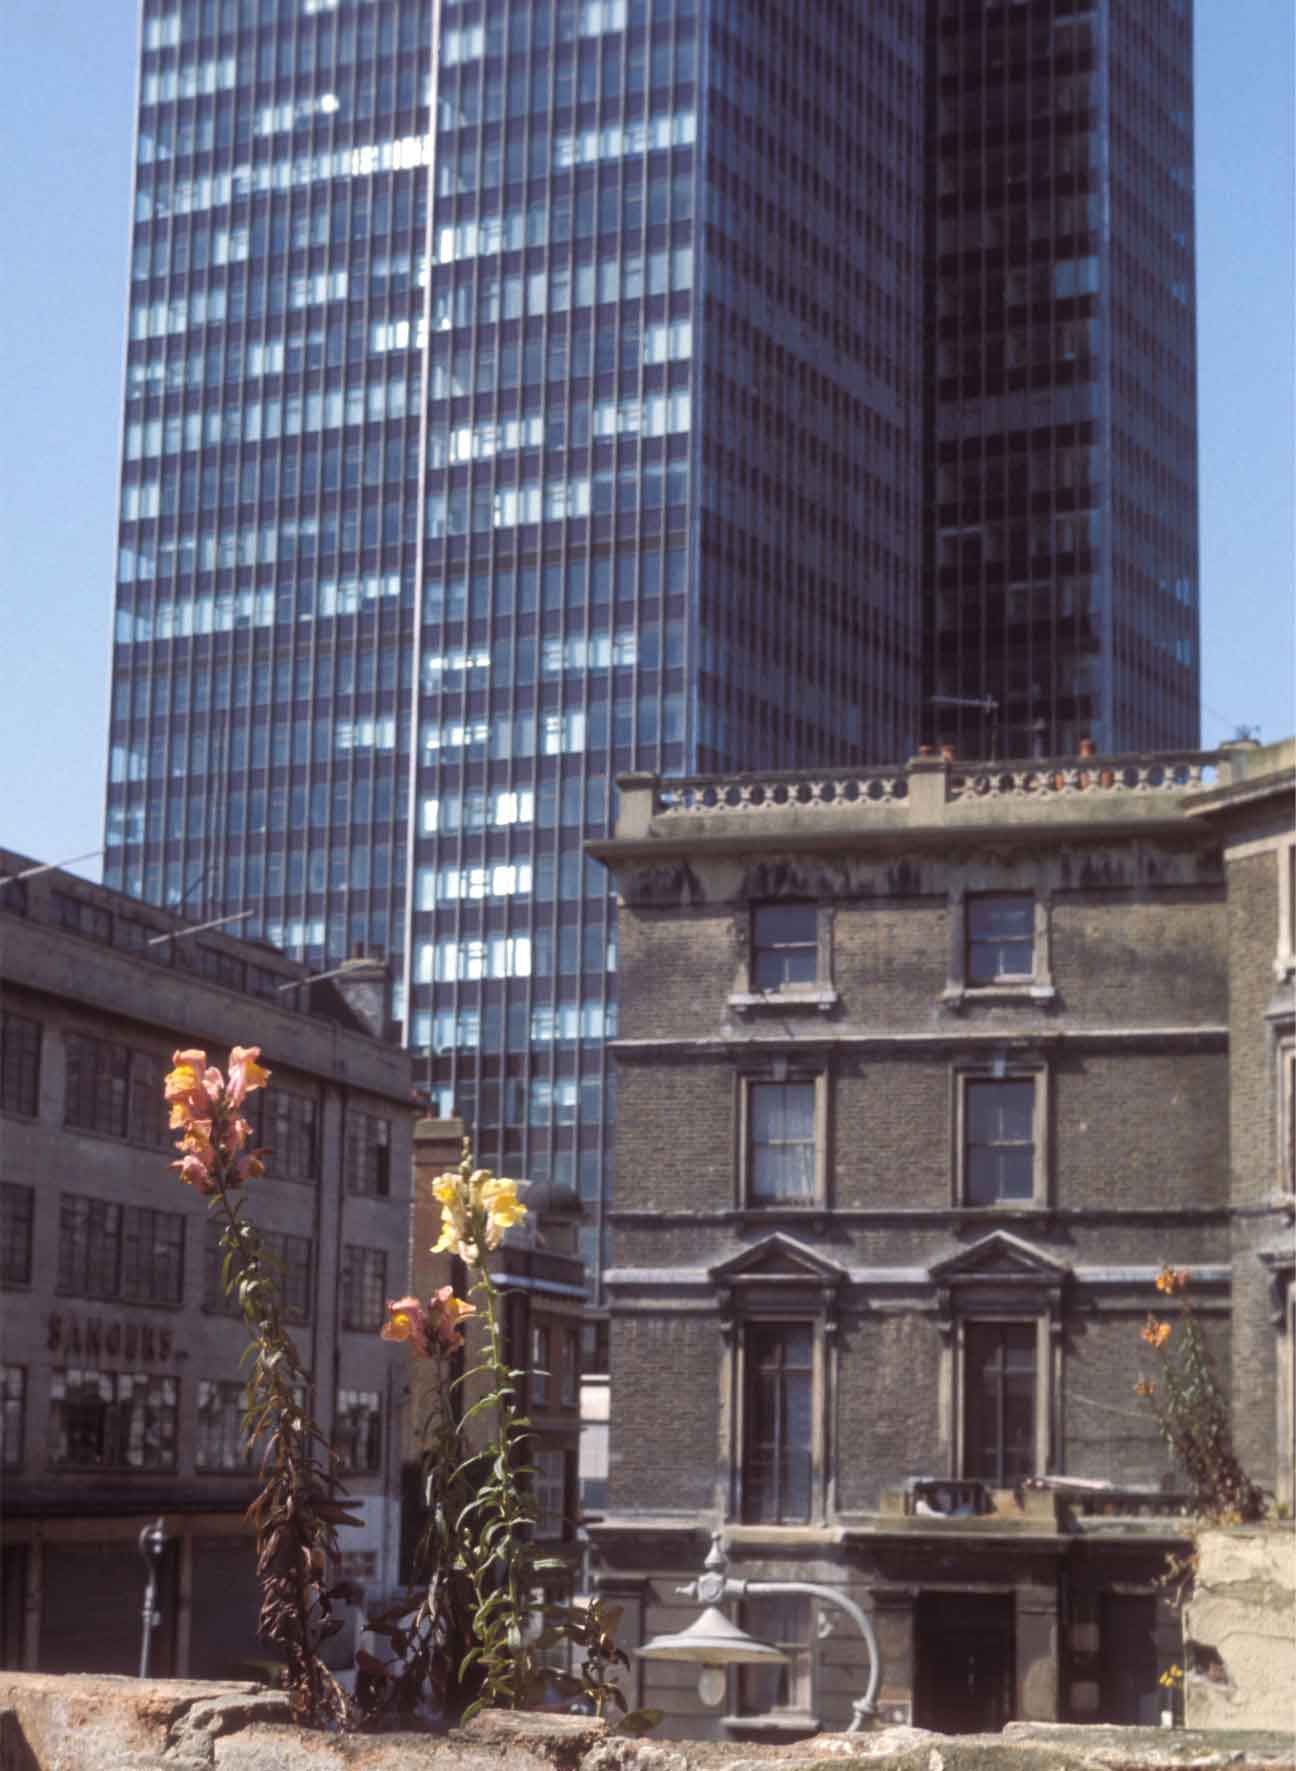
left=105, top=0, right=926, bottom=1292
left=924, top=0, right=1198, bottom=759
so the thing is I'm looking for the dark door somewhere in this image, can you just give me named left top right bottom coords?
left=914, top=1593, right=1015, bottom=1733
left=1, top=1545, right=26, bottom=1667
left=1100, top=1594, right=1161, bottom=1724
left=41, top=1541, right=178, bottom=1676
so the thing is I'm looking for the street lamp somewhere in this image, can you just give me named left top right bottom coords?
left=637, top=1533, right=881, bottom=1729
left=137, top=1517, right=168, bottom=1679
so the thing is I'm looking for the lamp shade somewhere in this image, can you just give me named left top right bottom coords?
left=636, top=1605, right=788, bottom=1667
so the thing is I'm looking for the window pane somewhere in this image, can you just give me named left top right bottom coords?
left=753, top=904, right=818, bottom=990
left=967, top=895, right=1035, bottom=982
left=966, top=1080, right=1035, bottom=1204
left=749, top=1082, right=816, bottom=1203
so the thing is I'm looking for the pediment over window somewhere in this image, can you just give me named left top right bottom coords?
left=710, top=1232, right=849, bottom=1287
left=929, top=1230, right=1072, bottom=1287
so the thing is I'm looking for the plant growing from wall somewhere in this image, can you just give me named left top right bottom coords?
left=165, top=1047, right=358, bottom=1727
left=1134, top=1266, right=1265, bottom=1525
left=370, top=1141, right=657, bottom=1731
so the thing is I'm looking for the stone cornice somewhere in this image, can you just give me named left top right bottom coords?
left=610, top=1025, right=1228, bottom=1059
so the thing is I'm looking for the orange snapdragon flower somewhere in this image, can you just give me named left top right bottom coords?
left=1155, top=1266, right=1190, bottom=1295
left=165, top=1046, right=271, bottom=1193
left=1141, top=1316, right=1172, bottom=1349
left=380, top=1287, right=476, bottom=1356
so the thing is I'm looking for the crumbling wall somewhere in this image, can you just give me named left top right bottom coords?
left=1183, top=1526, right=1296, bottom=1734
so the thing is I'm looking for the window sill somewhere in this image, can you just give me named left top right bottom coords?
left=729, top=989, right=838, bottom=1017
left=942, top=983, right=1056, bottom=1012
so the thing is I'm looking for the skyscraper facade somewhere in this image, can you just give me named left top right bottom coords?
left=924, top=0, right=1199, bottom=758
left=104, top=0, right=926, bottom=1284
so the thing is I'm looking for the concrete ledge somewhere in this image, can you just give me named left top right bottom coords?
left=0, top=1676, right=1292, bottom=1771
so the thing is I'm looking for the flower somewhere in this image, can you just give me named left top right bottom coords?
left=1155, top=1266, right=1190, bottom=1295
left=381, top=1296, right=431, bottom=1352
left=1141, top=1316, right=1172, bottom=1349
left=1134, top=1378, right=1156, bottom=1398
left=430, top=1167, right=527, bottom=1265
left=380, top=1289, right=476, bottom=1356
left=1158, top=1665, right=1184, bottom=1689
left=428, top=1284, right=475, bottom=1351
left=227, top=1044, right=271, bottom=1108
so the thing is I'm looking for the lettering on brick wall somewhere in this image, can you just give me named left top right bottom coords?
left=46, top=1312, right=177, bottom=1362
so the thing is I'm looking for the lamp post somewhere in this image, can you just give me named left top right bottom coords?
left=637, top=1533, right=881, bottom=1730
left=137, top=1516, right=168, bottom=1679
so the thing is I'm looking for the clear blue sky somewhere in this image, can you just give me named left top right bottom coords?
left=2, top=2, right=1291, bottom=882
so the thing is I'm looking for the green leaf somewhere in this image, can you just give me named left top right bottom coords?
left=611, top=1709, right=664, bottom=1737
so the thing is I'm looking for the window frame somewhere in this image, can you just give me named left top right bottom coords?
left=736, top=1592, right=818, bottom=1725
left=0, top=1012, right=41, bottom=1118
left=730, top=902, right=837, bottom=1015
left=48, top=1369, right=179, bottom=1471
left=341, top=1244, right=387, bottom=1332
left=965, top=893, right=1037, bottom=986
left=738, top=1318, right=817, bottom=1525
left=955, top=1315, right=1051, bottom=1486
left=952, top=1062, right=1050, bottom=1209
left=2, top=1364, right=26, bottom=1471
left=344, top=1110, right=393, bottom=1197
left=57, top=1193, right=186, bottom=1306
left=737, top=1064, right=829, bottom=1212
left=0, top=1183, right=34, bottom=1287
left=943, top=888, right=1055, bottom=1009
left=334, top=1387, right=382, bottom=1474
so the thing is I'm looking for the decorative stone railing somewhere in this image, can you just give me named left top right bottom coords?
left=614, top=751, right=1234, bottom=837
left=946, top=752, right=1228, bottom=802
left=655, top=770, right=910, bottom=816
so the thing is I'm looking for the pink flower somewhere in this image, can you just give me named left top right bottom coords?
left=227, top=1045, right=271, bottom=1109
left=428, top=1285, right=476, bottom=1351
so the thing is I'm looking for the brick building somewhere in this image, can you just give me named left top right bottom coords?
left=587, top=740, right=1294, bottom=1738
left=0, top=851, right=414, bottom=1678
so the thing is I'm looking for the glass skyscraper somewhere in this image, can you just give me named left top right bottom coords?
left=924, top=0, right=1199, bottom=758
left=105, top=0, right=925, bottom=1286
left=105, top=0, right=1198, bottom=1289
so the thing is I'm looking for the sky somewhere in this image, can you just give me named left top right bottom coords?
left=1, top=2, right=1291, bottom=884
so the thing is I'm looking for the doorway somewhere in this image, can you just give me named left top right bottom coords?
left=913, top=1592, right=1015, bottom=1733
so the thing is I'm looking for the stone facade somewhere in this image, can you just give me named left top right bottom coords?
left=0, top=851, right=414, bottom=1679
left=1184, top=741, right=1296, bottom=1506
left=587, top=742, right=1294, bottom=1740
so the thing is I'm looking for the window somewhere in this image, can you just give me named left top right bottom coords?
left=533, top=1446, right=567, bottom=1539
left=334, top=1388, right=381, bottom=1473
left=966, top=895, right=1035, bottom=983
left=50, top=891, right=113, bottom=944
left=58, top=1196, right=185, bottom=1304
left=1, top=1184, right=34, bottom=1286
left=202, top=1220, right=311, bottom=1321
left=2, top=1365, right=25, bottom=1470
left=263, top=1088, right=318, bottom=1181
left=733, top=905, right=835, bottom=1014
left=63, top=1037, right=169, bottom=1144
left=49, top=1370, right=178, bottom=1469
left=195, top=1379, right=248, bottom=1471
left=963, top=1078, right=1038, bottom=1205
left=739, top=1594, right=814, bottom=1718
left=1280, top=1040, right=1296, bottom=1195
left=560, top=1329, right=580, bottom=1407
left=752, top=905, right=818, bottom=990
left=743, top=1323, right=813, bottom=1523
left=963, top=1322, right=1037, bottom=1484
left=341, top=1246, right=386, bottom=1331
left=531, top=1324, right=551, bottom=1405
left=747, top=1081, right=817, bottom=1206
left=1, top=1013, right=41, bottom=1117
left=344, top=1112, right=392, bottom=1197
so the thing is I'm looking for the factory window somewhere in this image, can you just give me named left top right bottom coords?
left=334, top=1388, right=382, bottom=1473
left=49, top=1370, right=178, bottom=1470
left=0, top=1184, right=34, bottom=1286
left=0, top=1013, right=41, bottom=1118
